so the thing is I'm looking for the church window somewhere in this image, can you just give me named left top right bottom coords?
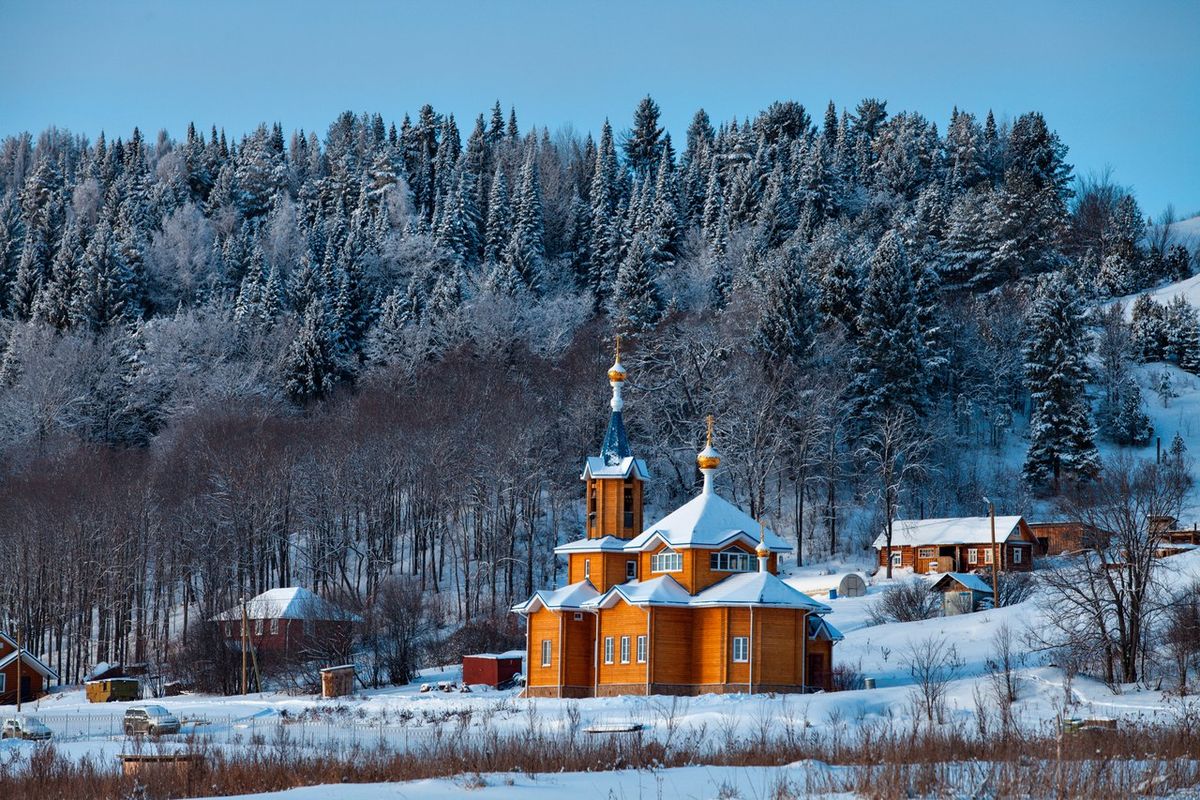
left=604, top=636, right=614, bottom=664
left=651, top=549, right=682, bottom=573
left=732, top=636, right=749, bottom=662
left=626, top=560, right=637, bottom=580
left=623, top=484, right=635, bottom=529
left=636, top=635, right=647, bottom=663
left=710, top=549, right=754, bottom=573
left=541, top=639, right=552, bottom=667
left=620, top=635, right=630, bottom=663
left=584, top=560, right=591, bottom=579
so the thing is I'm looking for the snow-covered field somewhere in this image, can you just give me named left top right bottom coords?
left=7, top=554, right=1199, bottom=799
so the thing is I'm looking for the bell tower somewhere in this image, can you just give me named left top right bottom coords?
left=583, top=337, right=646, bottom=539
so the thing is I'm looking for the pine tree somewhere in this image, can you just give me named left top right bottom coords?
left=753, top=245, right=815, bottom=370
left=1108, top=377, right=1153, bottom=446
left=848, top=231, right=930, bottom=421
left=483, top=166, right=512, bottom=264
left=1130, top=294, right=1167, bottom=361
left=1023, top=273, right=1101, bottom=491
left=624, top=96, right=664, bottom=178
left=608, top=234, right=661, bottom=332
left=284, top=303, right=337, bottom=404
left=503, top=147, right=546, bottom=293
left=75, top=219, right=129, bottom=331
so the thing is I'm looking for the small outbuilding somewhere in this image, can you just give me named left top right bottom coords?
left=930, top=572, right=994, bottom=615
left=462, top=651, right=524, bottom=688
left=319, top=664, right=356, bottom=698
left=837, top=573, right=868, bottom=598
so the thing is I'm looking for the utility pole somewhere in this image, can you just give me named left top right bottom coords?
left=240, top=596, right=248, bottom=696
left=984, top=497, right=999, bottom=608
left=15, top=623, right=22, bottom=712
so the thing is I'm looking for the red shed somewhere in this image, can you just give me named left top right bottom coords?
left=462, top=651, right=524, bottom=687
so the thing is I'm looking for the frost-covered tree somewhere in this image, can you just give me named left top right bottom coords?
left=608, top=233, right=660, bottom=332
left=849, top=231, right=930, bottom=421
left=1023, top=274, right=1100, bottom=491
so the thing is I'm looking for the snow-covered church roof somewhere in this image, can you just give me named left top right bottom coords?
left=871, top=516, right=1026, bottom=549
left=582, top=575, right=694, bottom=609
left=512, top=580, right=600, bottom=614
left=211, top=587, right=361, bottom=622
left=625, top=491, right=792, bottom=553
left=691, top=571, right=830, bottom=612
left=582, top=456, right=650, bottom=480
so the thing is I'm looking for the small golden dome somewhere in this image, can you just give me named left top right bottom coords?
left=607, top=334, right=627, bottom=382
left=697, top=414, right=721, bottom=470
left=756, top=538, right=770, bottom=557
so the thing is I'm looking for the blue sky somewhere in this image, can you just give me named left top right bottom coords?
left=3, top=0, right=1198, bottom=217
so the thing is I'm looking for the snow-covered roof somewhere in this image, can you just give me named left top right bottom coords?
left=582, top=456, right=650, bottom=480
left=512, top=580, right=600, bottom=614
left=625, top=491, right=791, bottom=554
left=930, top=572, right=994, bottom=594
left=807, top=616, right=845, bottom=641
left=211, top=587, right=361, bottom=623
left=466, top=650, right=525, bottom=660
left=691, top=571, right=831, bottom=612
left=555, top=535, right=630, bottom=554
left=871, top=516, right=1026, bottom=549
left=582, top=575, right=693, bottom=609
left=0, top=648, right=59, bottom=681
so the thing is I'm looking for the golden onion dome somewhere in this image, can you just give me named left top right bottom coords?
left=756, top=537, right=771, bottom=557
left=607, top=335, right=627, bottom=382
left=697, top=444, right=721, bottom=470
left=697, top=414, right=721, bottom=469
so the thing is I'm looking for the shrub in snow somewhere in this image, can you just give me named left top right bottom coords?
left=869, top=578, right=939, bottom=624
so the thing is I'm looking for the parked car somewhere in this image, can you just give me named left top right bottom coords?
left=123, top=705, right=180, bottom=736
left=1, top=717, right=52, bottom=741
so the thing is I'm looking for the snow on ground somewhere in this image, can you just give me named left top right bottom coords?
left=197, top=763, right=857, bottom=800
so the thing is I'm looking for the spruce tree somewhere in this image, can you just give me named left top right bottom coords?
left=624, top=95, right=664, bottom=178
left=503, top=147, right=546, bottom=293
left=753, top=245, right=815, bottom=370
left=849, top=231, right=930, bottom=421
left=1108, top=377, right=1153, bottom=446
left=1023, top=273, right=1101, bottom=491
left=284, top=303, right=336, bottom=404
left=608, top=234, right=661, bottom=332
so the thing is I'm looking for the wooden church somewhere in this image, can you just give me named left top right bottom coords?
left=513, top=345, right=841, bottom=697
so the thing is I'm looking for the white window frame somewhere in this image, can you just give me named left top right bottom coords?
left=917, top=547, right=936, bottom=559
left=636, top=635, right=647, bottom=663
left=620, top=635, right=631, bottom=663
left=1012, top=546, right=1023, bottom=564
left=0, top=673, right=6, bottom=693
left=984, top=548, right=994, bottom=564
left=584, top=560, right=591, bottom=579
left=967, top=548, right=978, bottom=564
left=254, top=619, right=264, bottom=636
left=651, top=548, right=682, bottom=573
left=604, top=636, right=614, bottom=664
left=541, top=639, right=552, bottom=667
left=626, top=560, right=637, bottom=580
left=270, top=618, right=279, bottom=636
left=732, top=636, right=749, bottom=663
left=573, top=612, right=583, bottom=621
left=710, top=548, right=755, bottom=573
left=891, top=552, right=902, bottom=567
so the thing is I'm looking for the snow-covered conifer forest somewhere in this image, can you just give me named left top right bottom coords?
left=0, top=96, right=1198, bottom=688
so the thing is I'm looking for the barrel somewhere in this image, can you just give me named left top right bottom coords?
left=828, top=588, right=838, bottom=600
left=864, top=677, right=876, bottom=690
